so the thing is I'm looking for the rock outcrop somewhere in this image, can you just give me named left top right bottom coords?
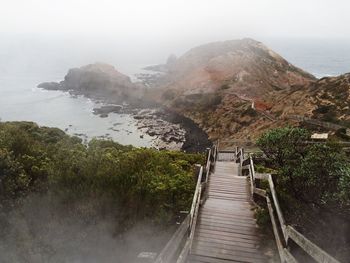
left=38, top=63, right=145, bottom=104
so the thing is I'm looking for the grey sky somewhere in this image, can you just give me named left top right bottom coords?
left=0, top=0, right=349, bottom=41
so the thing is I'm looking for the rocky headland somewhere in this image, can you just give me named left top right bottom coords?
left=144, top=38, right=328, bottom=141
left=39, top=39, right=350, bottom=148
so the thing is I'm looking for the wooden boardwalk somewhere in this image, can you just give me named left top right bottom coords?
left=188, top=153, right=267, bottom=263
left=154, top=147, right=340, bottom=263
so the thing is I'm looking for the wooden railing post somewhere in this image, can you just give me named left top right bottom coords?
left=158, top=145, right=341, bottom=263
left=189, top=165, right=203, bottom=226
left=205, top=148, right=211, bottom=184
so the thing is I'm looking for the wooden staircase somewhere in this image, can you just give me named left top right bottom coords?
left=188, top=155, right=268, bottom=263
left=154, top=145, right=341, bottom=263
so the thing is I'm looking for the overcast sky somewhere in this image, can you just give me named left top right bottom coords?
left=0, top=0, right=349, bottom=41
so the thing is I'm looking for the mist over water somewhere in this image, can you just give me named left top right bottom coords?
left=264, top=38, right=350, bottom=78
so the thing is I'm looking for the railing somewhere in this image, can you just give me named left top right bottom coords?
left=287, top=115, right=345, bottom=131
left=154, top=142, right=218, bottom=263
left=236, top=149, right=340, bottom=263
left=236, top=147, right=244, bottom=175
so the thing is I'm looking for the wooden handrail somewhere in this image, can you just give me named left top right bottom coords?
left=155, top=144, right=217, bottom=263
left=154, top=215, right=190, bottom=263
left=205, top=148, right=212, bottom=184
left=157, top=145, right=340, bottom=263
left=237, top=148, right=340, bottom=263
left=189, top=166, right=203, bottom=229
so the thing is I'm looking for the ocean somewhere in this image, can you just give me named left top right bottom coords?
left=0, top=35, right=349, bottom=146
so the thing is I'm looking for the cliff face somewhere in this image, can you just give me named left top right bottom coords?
left=38, top=63, right=145, bottom=104
left=150, top=39, right=317, bottom=140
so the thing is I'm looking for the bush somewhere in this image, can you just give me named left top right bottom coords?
left=255, top=207, right=270, bottom=231
left=257, top=127, right=309, bottom=167
left=0, top=121, right=204, bottom=224
left=257, top=127, right=350, bottom=212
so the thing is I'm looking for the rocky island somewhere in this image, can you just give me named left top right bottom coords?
left=38, top=63, right=144, bottom=104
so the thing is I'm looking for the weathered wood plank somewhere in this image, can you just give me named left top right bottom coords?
left=202, top=203, right=254, bottom=211
left=199, top=213, right=257, bottom=223
left=192, top=248, right=266, bottom=263
left=191, top=247, right=266, bottom=263
left=188, top=254, right=242, bottom=263
left=286, top=226, right=340, bottom=263
left=198, top=220, right=258, bottom=232
left=195, top=232, right=260, bottom=246
left=188, top=158, right=268, bottom=263
left=196, top=227, right=261, bottom=242
left=194, top=236, right=261, bottom=250
left=193, top=240, right=261, bottom=254
left=199, top=218, right=257, bottom=229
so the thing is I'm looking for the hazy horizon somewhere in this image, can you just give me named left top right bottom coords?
left=1, top=0, right=350, bottom=40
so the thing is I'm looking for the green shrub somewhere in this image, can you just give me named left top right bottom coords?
left=0, top=121, right=204, bottom=224
left=255, top=207, right=270, bottom=230
left=257, top=127, right=350, bottom=213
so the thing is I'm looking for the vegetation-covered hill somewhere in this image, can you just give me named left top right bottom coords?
left=269, top=73, right=350, bottom=126
left=0, top=121, right=204, bottom=262
left=151, top=38, right=314, bottom=97
left=143, top=39, right=316, bottom=140
left=144, top=39, right=350, bottom=141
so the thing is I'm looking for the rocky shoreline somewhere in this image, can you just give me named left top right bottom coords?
left=133, top=109, right=186, bottom=150
left=37, top=63, right=211, bottom=152
left=90, top=104, right=211, bottom=152
left=132, top=108, right=212, bottom=152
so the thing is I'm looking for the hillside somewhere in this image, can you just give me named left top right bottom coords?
left=198, top=72, right=350, bottom=141
left=151, top=38, right=314, bottom=96
left=267, top=73, right=350, bottom=127
left=148, top=38, right=317, bottom=140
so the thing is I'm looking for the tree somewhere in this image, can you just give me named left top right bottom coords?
left=257, top=127, right=350, bottom=212
left=257, top=127, right=309, bottom=167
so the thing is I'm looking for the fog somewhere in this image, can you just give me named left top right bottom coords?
left=0, top=193, right=173, bottom=263
left=1, top=0, right=350, bottom=78
left=0, top=1, right=349, bottom=262
left=1, top=0, right=350, bottom=43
